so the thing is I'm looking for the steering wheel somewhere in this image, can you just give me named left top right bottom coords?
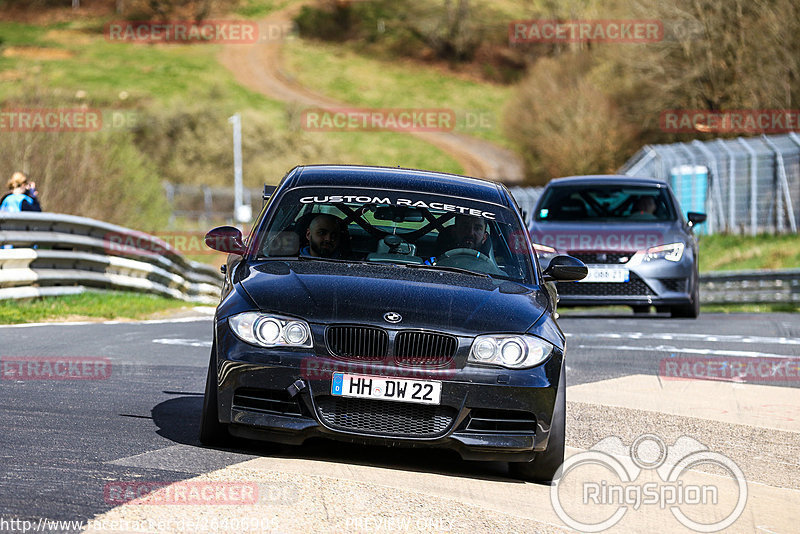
left=438, top=248, right=494, bottom=264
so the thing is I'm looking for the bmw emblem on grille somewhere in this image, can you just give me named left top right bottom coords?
left=383, top=312, right=402, bottom=323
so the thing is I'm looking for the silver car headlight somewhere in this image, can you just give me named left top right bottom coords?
left=228, top=312, right=312, bottom=348
left=468, top=334, right=554, bottom=369
left=629, top=242, right=685, bottom=265
left=644, top=242, right=685, bottom=262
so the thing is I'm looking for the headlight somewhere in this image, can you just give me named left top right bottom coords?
left=644, top=242, right=684, bottom=262
left=228, top=312, right=312, bottom=348
left=468, top=334, right=554, bottom=369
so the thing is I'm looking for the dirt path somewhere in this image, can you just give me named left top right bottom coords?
left=218, top=5, right=525, bottom=184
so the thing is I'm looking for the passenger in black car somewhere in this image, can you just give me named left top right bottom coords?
left=302, top=214, right=345, bottom=258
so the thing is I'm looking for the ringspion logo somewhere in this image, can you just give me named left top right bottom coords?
left=552, top=434, right=747, bottom=532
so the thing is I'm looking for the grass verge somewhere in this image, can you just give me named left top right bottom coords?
left=0, top=19, right=461, bottom=192
left=0, top=290, right=191, bottom=324
left=282, top=38, right=512, bottom=147
left=698, top=234, right=800, bottom=272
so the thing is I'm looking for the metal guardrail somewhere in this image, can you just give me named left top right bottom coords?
left=621, top=134, right=800, bottom=236
left=699, top=269, right=800, bottom=305
left=1, top=213, right=794, bottom=306
left=0, top=213, right=222, bottom=304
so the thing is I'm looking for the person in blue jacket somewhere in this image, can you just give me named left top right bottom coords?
left=0, top=172, right=42, bottom=213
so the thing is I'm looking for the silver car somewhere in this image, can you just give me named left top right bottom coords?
left=528, top=175, right=706, bottom=318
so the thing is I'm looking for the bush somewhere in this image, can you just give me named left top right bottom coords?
left=0, top=126, right=169, bottom=232
left=294, top=0, right=488, bottom=63
left=503, top=53, right=639, bottom=185
left=131, top=103, right=335, bottom=188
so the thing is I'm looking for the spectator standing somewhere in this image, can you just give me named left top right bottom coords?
left=0, top=172, right=42, bottom=213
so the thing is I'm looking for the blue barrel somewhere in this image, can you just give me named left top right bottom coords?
left=670, top=165, right=708, bottom=234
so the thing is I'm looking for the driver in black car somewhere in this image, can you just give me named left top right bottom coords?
left=426, top=214, right=493, bottom=266
left=452, top=214, right=488, bottom=250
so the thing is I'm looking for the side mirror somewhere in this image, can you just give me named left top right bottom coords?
left=687, top=212, right=707, bottom=227
left=543, top=255, right=587, bottom=282
left=205, top=226, right=246, bottom=255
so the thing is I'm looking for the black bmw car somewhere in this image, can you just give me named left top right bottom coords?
left=200, top=165, right=586, bottom=482
left=528, top=175, right=706, bottom=318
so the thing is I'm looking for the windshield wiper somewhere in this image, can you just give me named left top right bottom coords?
left=403, top=263, right=492, bottom=279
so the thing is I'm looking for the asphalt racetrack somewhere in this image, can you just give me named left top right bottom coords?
left=1, top=311, right=798, bottom=533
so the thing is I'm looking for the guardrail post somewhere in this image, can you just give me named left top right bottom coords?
left=692, top=140, right=726, bottom=233
left=761, top=135, right=797, bottom=233
left=715, top=140, right=737, bottom=234
left=736, top=138, right=759, bottom=236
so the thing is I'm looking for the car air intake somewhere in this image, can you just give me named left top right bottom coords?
left=557, top=272, right=655, bottom=296
left=233, top=389, right=303, bottom=416
left=658, top=278, right=687, bottom=292
left=464, top=408, right=537, bottom=433
left=567, top=251, right=633, bottom=264
left=316, top=396, right=455, bottom=438
left=394, top=331, right=458, bottom=366
left=326, top=326, right=388, bottom=361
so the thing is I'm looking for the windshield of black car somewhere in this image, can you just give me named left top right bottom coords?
left=534, top=185, right=676, bottom=222
left=252, top=188, right=535, bottom=283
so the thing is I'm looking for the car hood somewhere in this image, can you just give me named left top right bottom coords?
left=238, top=260, right=548, bottom=335
left=529, top=221, right=684, bottom=252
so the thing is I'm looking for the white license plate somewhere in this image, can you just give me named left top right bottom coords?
left=580, top=266, right=630, bottom=283
left=331, top=373, right=441, bottom=405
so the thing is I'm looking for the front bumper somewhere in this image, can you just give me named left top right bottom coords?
left=214, top=326, right=562, bottom=462
left=555, top=255, right=695, bottom=307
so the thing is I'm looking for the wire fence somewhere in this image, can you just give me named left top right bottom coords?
left=620, top=134, right=800, bottom=235
left=163, top=182, right=264, bottom=229
left=164, top=133, right=800, bottom=236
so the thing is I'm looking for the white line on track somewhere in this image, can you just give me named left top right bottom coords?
left=575, top=344, right=798, bottom=359
left=152, top=338, right=213, bottom=348
left=567, top=332, right=800, bottom=346
left=0, top=316, right=213, bottom=329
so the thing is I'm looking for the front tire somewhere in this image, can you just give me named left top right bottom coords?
left=199, top=342, right=231, bottom=446
left=671, top=278, right=700, bottom=318
left=509, top=365, right=566, bottom=483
